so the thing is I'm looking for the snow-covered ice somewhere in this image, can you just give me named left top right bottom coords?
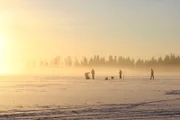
left=0, top=76, right=179, bottom=119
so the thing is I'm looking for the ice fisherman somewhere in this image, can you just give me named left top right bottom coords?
left=150, top=69, right=154, bottom=80
left=119, top=69, right=122, bottom=79
left=85, top=72, right=90, bottom=80
left=91, top=69, right=95, bottom=79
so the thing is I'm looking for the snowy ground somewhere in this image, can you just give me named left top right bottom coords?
left=0, top=76, right=179, bottom=119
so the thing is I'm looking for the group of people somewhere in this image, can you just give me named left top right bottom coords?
left=85, top=68, right=155, bottom=80
left=85, top=69, right=95, bottom=80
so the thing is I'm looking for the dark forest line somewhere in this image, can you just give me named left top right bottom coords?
left=29, top=54, right=180, bottom=68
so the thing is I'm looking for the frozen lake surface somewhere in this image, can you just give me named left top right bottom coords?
left=0, top=76, right=179, bottom=119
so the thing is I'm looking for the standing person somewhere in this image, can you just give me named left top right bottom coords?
left=150, top=69, right=154, bottom=80
left=91, top=69, right=95, bottom=79
left=119, top=69, right=122, bottom=79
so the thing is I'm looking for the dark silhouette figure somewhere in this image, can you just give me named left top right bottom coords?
left=91, top=69, right=95, bottom=79
left=85, top=72, right=90, bottom=80
left=150, top=69, right=154, bottom=80
left=111, top=76, right=114, bottom=79
left=119, top=69, right=122, bottom=79
left=105, top=77, right=108, bottom=80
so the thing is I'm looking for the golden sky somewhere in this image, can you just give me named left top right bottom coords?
left=0, top=0, right=180, bottom=74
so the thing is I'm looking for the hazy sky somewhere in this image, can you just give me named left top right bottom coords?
left=0, top=0, right=180, bottom=72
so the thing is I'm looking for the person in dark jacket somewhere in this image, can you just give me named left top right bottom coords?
left=85, top=72, right=90, bottom=79
left=150, top=69, right=154, bottom=80
left=119, top=69, right=122, bottom=79
left=91, top=69, right=95, bottom=79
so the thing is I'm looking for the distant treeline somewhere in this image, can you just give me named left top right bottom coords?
left=30, top=54, right=180, bottom=68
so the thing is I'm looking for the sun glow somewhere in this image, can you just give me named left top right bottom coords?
left=0, top=33, right=6, bottom=54
left=0, top=38, right=6, bottom=48
left=0, top=34, right=8, bottom=74
left=0, top=33, right=24, bottom=75
left=0, top=34, right=16, bottom=75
